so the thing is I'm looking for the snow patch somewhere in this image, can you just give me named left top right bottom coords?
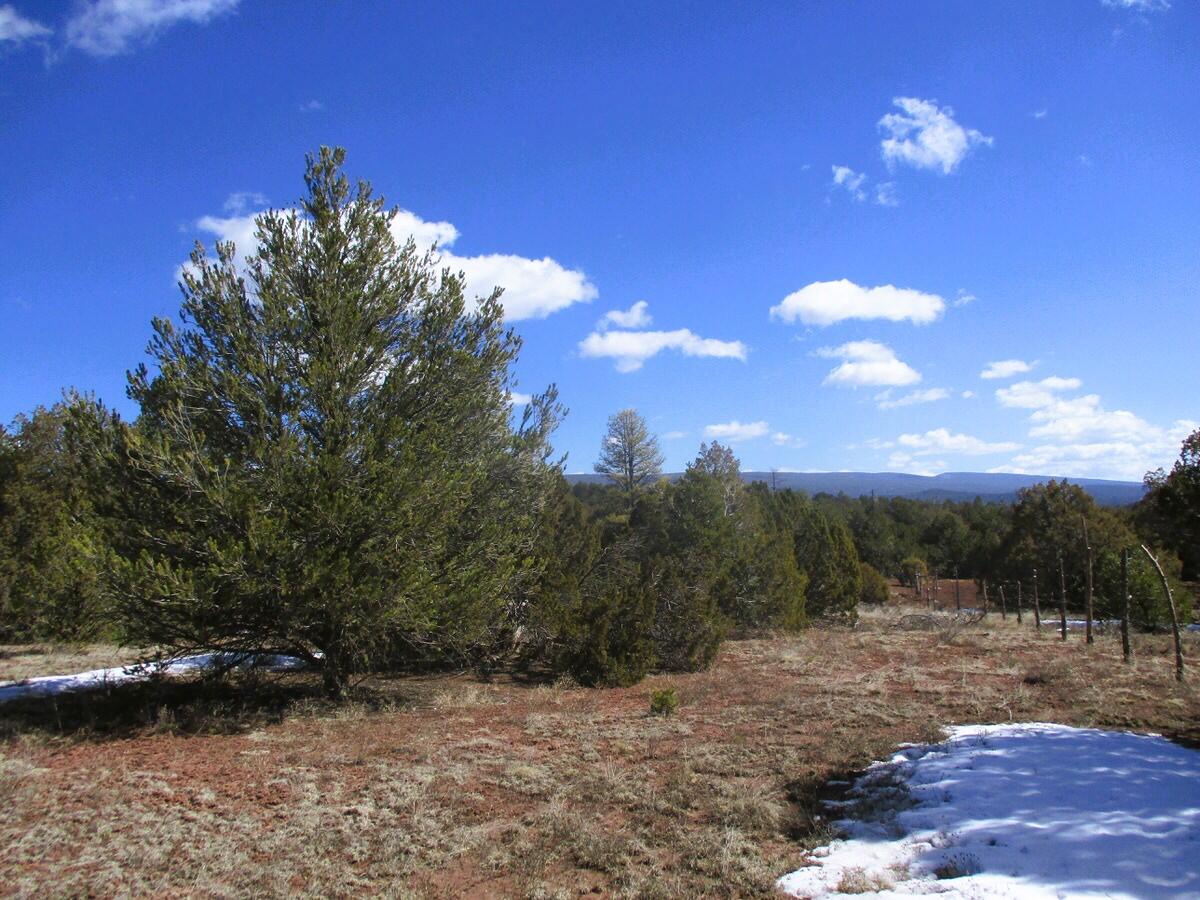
left=778, top=723, right=1200, bottom=898
left=0, top=653, right=309, bottom=704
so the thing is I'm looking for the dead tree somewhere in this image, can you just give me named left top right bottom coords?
left=1141, top=544, right=1184, bottom=682
left=1032, top=568, right=1042, bottom=631
left=981, top=578, right=989, bottom=617
left=1120, top=549, right=1133, bottom=664
left=1058, top=550, right=1068, bottom=641
left=999, top=584, right=1008, bottom=620
left=1016, top=580, right=1024, bottom=625
left=1082, top=516, right=1094, bottom=645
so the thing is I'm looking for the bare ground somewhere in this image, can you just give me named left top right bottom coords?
left=1, top=605, right=1197, bottom=899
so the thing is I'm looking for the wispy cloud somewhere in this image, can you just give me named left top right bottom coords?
left=879, top=97, right=992, bottom=175
left=831, top=165, right=867, bottom=202
left=66, top=0, right=240, bottom=57
left=0, top=4, right=50, bottom=44
left=980, top=359, right=1034, bottom=380
left=1101, top=0, right=1170, bottom=11
left=580, top=328, right=747, bottom=373
left=876, top=387, right=950, bottom=410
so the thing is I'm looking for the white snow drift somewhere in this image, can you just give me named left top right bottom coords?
left=778, top=723, right=1200, bottom=898
left=0, top=652, right=309, bottom=704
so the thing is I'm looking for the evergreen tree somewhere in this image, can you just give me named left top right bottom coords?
left=0, top=400, right=112, bottom=641
left=1143, top=428, right=1200, bottom=580
left=93, top=148, right=560, bottom=695
left=594, top=408, right=664, bottom=507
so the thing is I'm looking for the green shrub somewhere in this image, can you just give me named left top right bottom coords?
left=649, top=688, right=679, bottom=716
left=859, top=562, right=890, bottom=605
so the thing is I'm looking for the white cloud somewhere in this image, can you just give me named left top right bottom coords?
left=299, top=99, right=324, bottom=113
left=772, top=431, right=806, bottom=449
left=991, top=373, right=1195, bottom=479
left=980, top=359, right=1035, bottom=380
left=0, top=4, right=50, bottom=43
left=183, top=203, right=596, bottom=322
left=961, top=390, right=976, bottom=399
left=579, top=328, right=747, bottom=373
left=953, top=290, right=976, bottom=307
left=704, top=420, right=769, bottom=442
left=995, top=376, right=1082, bottom=409
left=816, top=340, right=921, bottom=388
left=597, top=300, right=651, bottom=330
left=876, top=387, right=950, bottom=410
left=771, top=279, right=945, bottom=327
left=1027, top=394, right=1154, bottom=443
left=897, top=428, right=1021, bottom=455
left=878, top=97, right=992, bottom=175
left=390, top=209, right=460, bottom=250
left=222, top=191, right=267, bottom=215
left=1102, top=0, right=1170, bottom=10
left=66, top=0, right=240, bottom=56
left=874, top=182, right=899, bottom=207
left=830, top=167, right=898, bottom=207
left=662, top=430, right=688, bottom=440
left=832, top=165, right=867, bottom=202
left=447, top=251, right=596, bottom=320
left=1032, top=108, right=1049, bottom=120
left=190, top=208, right=260, bottom=275
left=508, top=391, right=532, bottom=406
left=886, top=452, right=947, bottom=477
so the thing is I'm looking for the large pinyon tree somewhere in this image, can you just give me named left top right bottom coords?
left=92, top=147, right=560, bottom=695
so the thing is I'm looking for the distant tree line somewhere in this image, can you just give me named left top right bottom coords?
left=0, top=147, right=1196, bottom=695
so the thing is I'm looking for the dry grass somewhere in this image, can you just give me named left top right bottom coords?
left=0, top=643, right=147, bottom=683
left=1, top=604, right=1197, bottom=898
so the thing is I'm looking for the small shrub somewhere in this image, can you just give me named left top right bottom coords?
left=836, top=867, right=894, bottom=894
left=933, top=852, right=981, bottom=879
left=859, top=563, right=890, bottom=605
left=649, top=687, right=680, bottom=716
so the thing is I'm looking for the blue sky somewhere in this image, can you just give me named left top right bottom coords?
left=1, top=0, right=1197, bottom=481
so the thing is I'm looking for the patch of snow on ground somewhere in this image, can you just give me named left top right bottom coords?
left=778, top=723, right=1200, bottom=898
left=0, top=653, right=309, bottom=704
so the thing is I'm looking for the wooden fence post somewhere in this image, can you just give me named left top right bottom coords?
left=999, top=584, right=1008, bottom=620
left=1082, top=516, right=1094, bottom=645
left=1058, top=550, right=1068, bottom=641
left=1120, top=549, right=1133, bottom=664
left=1016, top=581, right=1023, bottom=625
left=1032, top=568, right=1041, bottom=631
left=1141, top=544, right=1184, bottom=682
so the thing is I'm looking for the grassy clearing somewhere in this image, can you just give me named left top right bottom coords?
left=1, top=605, right=1197, bottom=898
left=0, top=643, right=147, bottom=683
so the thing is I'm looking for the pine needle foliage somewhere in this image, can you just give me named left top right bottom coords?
left=94, top=147, right=560, bottom=695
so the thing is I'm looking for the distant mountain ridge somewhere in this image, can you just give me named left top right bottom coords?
left=564, top=470, right=1147, bottom=506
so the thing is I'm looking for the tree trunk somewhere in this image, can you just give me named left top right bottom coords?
left=999, top=584, right=1007, bottom=620
left=1120, top=549, right=1133, bottom=664
left=981, top=578, right=989, bottom=617
left=1032, top=568, right=1041, bottom=630
left=1016, top=581, right=1023, bottom=625
left=1058, top=550, right=1068, bottom=641
left=1082, top=516, right=1094, bottom=645
left=1141, top=544, right=1184, bottom=682
left=321, top=652, right=349, bottom=699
